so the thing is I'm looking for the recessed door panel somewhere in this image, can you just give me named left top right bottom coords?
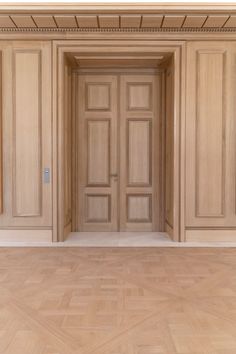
left=128, top=119, right=152, bottom=186
left=87, top=120, right=110, bottom=185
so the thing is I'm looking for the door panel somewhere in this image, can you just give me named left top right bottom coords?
left=77, top=72, right=160, bottom=232
left=128, top=120, right=151, bottom=185
left=87, top=120, right=110, bottom=185
left=120, top=74, right=160, bottom=231
left=77, top=75, right=118, bottom=231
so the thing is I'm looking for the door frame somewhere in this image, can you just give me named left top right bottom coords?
left=52, top=39, right=186, bottom=242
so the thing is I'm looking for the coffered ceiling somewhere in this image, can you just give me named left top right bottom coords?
left=0, top=3, right=236, bottom=31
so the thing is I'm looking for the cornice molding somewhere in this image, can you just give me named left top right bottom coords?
left=1, top=3, right=236, bottom=13
left=0, top=4, right=236, bottom=31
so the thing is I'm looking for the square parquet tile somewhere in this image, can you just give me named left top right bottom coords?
left=0, top=247, right=236, bottom=353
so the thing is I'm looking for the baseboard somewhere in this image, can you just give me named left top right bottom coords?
left=0, top=230, right=52, bottom=243
left=165, top=222, right=173, bottom=239
left=186, top=229, right=236, bottom=242
left=64, top=222, right=72, bottom=241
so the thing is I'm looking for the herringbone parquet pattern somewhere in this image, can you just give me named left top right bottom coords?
left=0, top=247, right=236, bottom=353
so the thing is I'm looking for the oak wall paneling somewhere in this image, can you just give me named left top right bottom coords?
left=0, top=41, right=52, bottom=237
left=185, top=41, right=236, bottom=241
left=63, top=60, right=73, bottom=240
left=164, top=59, right=174, bottom=236
left=0, top=51, right=2, bottom=215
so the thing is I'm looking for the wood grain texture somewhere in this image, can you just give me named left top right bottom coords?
left=63, top=61, right=72, bottom=239
left=120, top=74, right=160, bottom=232
left=0, top=41, right=52, bottom=228
left=182, top=15, right=207, bottom=28
left=0, top=247, right=236, bottom=353
left=165, top=61, right=174, bottom=230
left=76, top=15, right=98, bottom=28
left=185, top=42, right=236, bottom=229
left=33, top=15, right=57, bottom=28
left=10, top=15, right=36, bottom=28
left=77, top=74, right=118, bottom=231
left=13, top=50, right=42, bottom=217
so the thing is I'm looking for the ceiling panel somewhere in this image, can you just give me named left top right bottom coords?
left=99, top=15, right=119, bottom=28
left=141, top=15, right=163, bottom=28
left=162, top=15, right=186, bottom=28
left=0, top=12, right=234, bottom=30
left=223, top=15, right=236, bottom=27
left=33, top=15, right=57, bottom=28
left=120, top=15, right=141, bottom=28
left=0, top=15, right=15, bottom=27
left=203, top=15, right=229, bottom=28
left=11, top=15, right=36, bottom=28
left=182, top=15, right=207, bottom=28
left=76, top=15, right=98, bottom=28
left=54, top=15, right=77, bottom=28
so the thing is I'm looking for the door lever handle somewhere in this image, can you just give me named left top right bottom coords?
left=110, top=173, right=118, bottom=178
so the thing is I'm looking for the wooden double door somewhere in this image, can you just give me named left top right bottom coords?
left=77, top=72, right=161, bottom=231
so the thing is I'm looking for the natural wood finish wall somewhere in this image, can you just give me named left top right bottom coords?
left=0, top=51, right=2, bottom=215
left=0, top=41, right=52, bottom=230
left=186, top=42, right=236, bottom=233
left=165, top=60, right=174, bottom=232
left=13, top=50, right=41, bottom=217
left=63, top=60, right=72, bottom=239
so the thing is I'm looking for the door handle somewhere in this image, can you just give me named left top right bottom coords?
left=110, top=173, right=118, bottom=178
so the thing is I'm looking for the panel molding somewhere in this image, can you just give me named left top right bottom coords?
left=85, top=194, right=111, bottom=223
left=86, top=119, right=111, bottom=186
left=127, top=82, right=152, bottom=111
left=127, top=194, right=152, bottom=223
left=127, top=118, right=152, bottom=187
left=85, top=82, right=111, bottom=111
left=12, top=49, right=42, bottom=217
left=195, top=49, right=226, bottom=218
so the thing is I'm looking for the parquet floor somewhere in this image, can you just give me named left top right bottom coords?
left=0, top=247, right=236, bottom=354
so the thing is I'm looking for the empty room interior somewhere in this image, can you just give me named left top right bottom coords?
left=0, top=2, right=236, bottom=353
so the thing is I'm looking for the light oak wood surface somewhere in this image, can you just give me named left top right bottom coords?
left=0, top=3, right=236, bottom=32
left=0, top=246, right=236, bottom=353
left=185, top=42, right=236, bottom=231
left=77, top=74, right=118, bottom=231
left=76, top=72, right=161, bottom=232
left=0, top=41, right=52, bottom=230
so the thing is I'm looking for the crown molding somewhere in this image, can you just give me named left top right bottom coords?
left=0, top=3, right=236, bottom=31
left=1, top=2, right=236, bottom=14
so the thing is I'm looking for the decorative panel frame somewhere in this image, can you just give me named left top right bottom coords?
left=127, top=194, right=152, bottom=222
left=54, top=40, right=184, bottom=242
left=185, top=41, right=236, bottom=233
left=127, top=119, right=152, bottom=187
left=12, top=49, right=42, bottom=217
left=195, top=50, right=226, bottom=218
left=0, top=41, right=52, bottom=231
left=86, top=119, right=111, bottom=186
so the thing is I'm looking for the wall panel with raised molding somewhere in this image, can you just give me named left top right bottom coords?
left=185, top=41, right=236, bottom=241
left=0, top=41, right=52, bottom=237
